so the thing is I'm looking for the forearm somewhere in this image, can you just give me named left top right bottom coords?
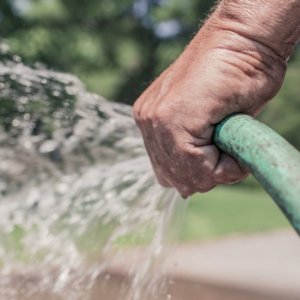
left=211, top=0, right=300, bottom=60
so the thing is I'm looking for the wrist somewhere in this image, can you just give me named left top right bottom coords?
left=208, top=0, right=300, bottom=61
left=191, top=20, right=287, bottom=79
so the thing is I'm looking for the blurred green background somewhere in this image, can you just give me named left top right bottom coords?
left=1, top=0, right=299, bottom=240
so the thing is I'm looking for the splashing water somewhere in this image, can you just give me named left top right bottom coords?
left=0, top=45, right=180, bottom=299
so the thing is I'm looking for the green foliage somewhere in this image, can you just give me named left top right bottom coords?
left=259, top=53, right=300, bottom=149
left=1, top=0, right=299, bottom=148
left=1, top=0, right=215, bottom=103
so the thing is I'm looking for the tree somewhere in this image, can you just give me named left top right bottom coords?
left=1, top=0, right=299, bottom=149
left=1, top=0, right=215, bottom=103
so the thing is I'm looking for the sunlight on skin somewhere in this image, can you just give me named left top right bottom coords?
left=134, top=0, right=300, bottom=198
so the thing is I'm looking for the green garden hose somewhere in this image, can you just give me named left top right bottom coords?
left=214, top=114, right=300, bottom=235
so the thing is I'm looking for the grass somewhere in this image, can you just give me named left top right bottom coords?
left=176, top=183, right=289, bottom=242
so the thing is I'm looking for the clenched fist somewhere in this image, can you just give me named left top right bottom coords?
left=134, top=0, right=299, bottom=198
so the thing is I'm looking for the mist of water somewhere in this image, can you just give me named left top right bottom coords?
left=0, top=45, right=181, bottom=299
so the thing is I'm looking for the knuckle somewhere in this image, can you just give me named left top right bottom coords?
left=133, top=97, right=144, bottom=119
left=133, top=96, right=153, bottom=123
left=153, top=102, right=173, bottom=123
left=179, top=146, right=192, bottom=159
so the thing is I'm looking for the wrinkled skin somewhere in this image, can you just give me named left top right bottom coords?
left=133, top=14, right=288, bottom=198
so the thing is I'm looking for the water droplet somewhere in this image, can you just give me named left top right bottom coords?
left=52, top=90, right=61, bottom=97
left=20, top=96, right=28, bottom=104
left=0, top=43, right=9, bottom=54
left=20, top=80, right=32, bottom=87
left=9, top=74, right=17, bottom=80
left=24, top=113, right=30, bottom=120
left=12, top=55, right=22, bottom=63
left=25, top=87, right=32, bottom=93
left=39, top=140, right=59, bottom=153
left=12, top=119, right=20, bottom=127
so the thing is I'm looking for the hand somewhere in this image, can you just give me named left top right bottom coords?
left=133, top=23, right=286, bottom=198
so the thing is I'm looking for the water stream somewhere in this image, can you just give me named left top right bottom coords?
left=0, top=44, right=180, bottom=299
